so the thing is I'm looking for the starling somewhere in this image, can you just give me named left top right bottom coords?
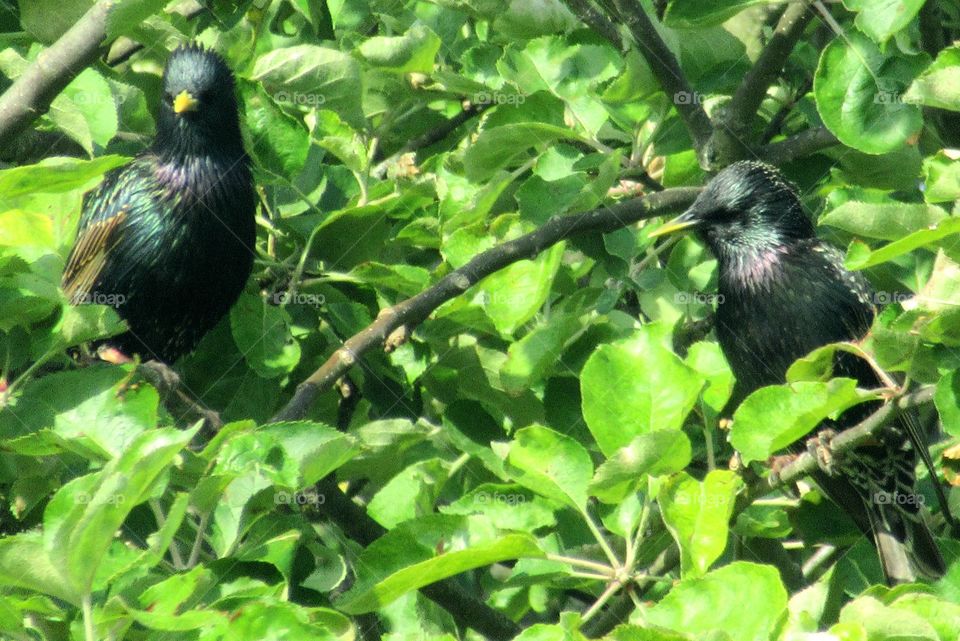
left=62, top=44, right=255, bottom=363
left=651, top=160, right=945, bottom=584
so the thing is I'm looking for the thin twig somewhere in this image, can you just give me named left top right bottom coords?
left=758, top=126, right=839, bottom=165
left=607, top=0, right=712, bottom=154
left=727, top=1, right=814, bottom=138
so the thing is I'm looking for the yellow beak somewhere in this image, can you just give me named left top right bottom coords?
left=173, top=90, right=199, bottom=114
left=648, top=212, right=700, bottom=238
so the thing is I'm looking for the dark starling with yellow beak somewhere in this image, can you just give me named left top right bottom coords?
left=650, top=160, right=945, bottom=585
left=62, top=43, right=256, bottom=363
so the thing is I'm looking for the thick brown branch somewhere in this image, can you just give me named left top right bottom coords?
left=728, top=1, right=814, bottom=136
left=0, top=0, right=114, bottom=149
left=608, top=0, right=712, bottom=154
left=758, top=126, right=838, bottom=165
left=271, top=188, right=700, bottom=422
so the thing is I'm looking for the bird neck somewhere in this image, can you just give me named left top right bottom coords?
left=152, top=111, right=245, bottom=163
left=717, top=242, right=794, bottom=293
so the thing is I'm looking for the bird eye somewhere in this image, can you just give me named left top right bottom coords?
left=164, top=93, right=174, bottom=106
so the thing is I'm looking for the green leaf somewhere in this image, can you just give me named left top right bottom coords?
left=843, top=217, right=960, bottom=270
left=497, top=36, right=620, bottom=136
left=55, top=304, right=126, bottom=347
left=501, top=312, right=582, bottom=393
left=685, top=341, right=734, bottom=413
left=252, top=45, right=365, bottom=129
left=589, top=431, right=692, bottom=503
left=0, top=532, right=76, bottom=604
left=476, top=241, right=564, bottom=335
left=368, top=458, right=450, bottom=528
left=0, top=209, right=56, bottom=263
left=45, top=427, right=196, bottom=595
left=582, top=324, right=704, bottom=456
left=230, top=292, right=301, bottom=378
left=54, top=67, right=118, bottom=151
left=839, top=596, right=939, bottom=641
left=814, top=31, right=925, bottom=154
left=922, top=151, right=960, bottom=203
left=905, top=46, right=960, bottom=111
left=0, top=366, right=158, bottom=459
left=259, top=421, right=359, bottom=486
left=0, top=156, right=129, bottom=201
left=336, top=515, right=544, bottom=614
left=888, top=592, right=960, bottom=641
left=731, top=379, right=879, bottom=463
left=358, top=24, right=442, bottom=73
left=819, top=201, right=948, bottom=240
left=245, top=84, right=310, bottom=179
left=441, top=484, right=556, bottom=532
left=106, top=0, right=168, bottom=39
left=664, top=0, right=766, bottom=27
left=659, top=470, right=742, bottom=578
left=505, top=425, right=592, bottom=510
left=935, top=371, right=960, bottom=437
left=464, top=122, right=577, bottom=182
left=646, top=562, right=788, bottom=641
left=843, top=0, right=924, bottom=44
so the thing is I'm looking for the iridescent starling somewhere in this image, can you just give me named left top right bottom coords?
left=651, top=161, right=945, bottom=583
left=62, top=44, right=255, bottom=363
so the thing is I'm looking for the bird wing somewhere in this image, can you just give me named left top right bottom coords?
left=61, top=166, right=142, bottom=303
left=62, top=206, right=128, bottom=303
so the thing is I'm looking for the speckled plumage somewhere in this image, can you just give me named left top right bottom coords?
left=659, top=161, right=944, bottom=584
left=63, top=44, right=255, bottom=362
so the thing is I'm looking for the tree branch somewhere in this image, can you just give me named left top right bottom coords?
left=728, top=1, right=814, bottom=137
left=371, top=101, right=490, bottom=177
left=756, top=386, right=936, bottom=494
left=607, top=0, right=713, bottom=155
left=757, top=126, right=838, bottom=165
left=561, top=0, right=623, bottom=49
left=709, top=0, right=815, bottom=164
left=0, top=0, right=114, bottom=149
left=271, top=187, right=700, bottom=422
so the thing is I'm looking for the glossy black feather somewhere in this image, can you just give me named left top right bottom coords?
left=670, top=161, right=945, bottom=583
left=63, top=44, right=255, bottom=362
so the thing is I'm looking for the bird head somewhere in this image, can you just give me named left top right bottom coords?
left=155, top=43, right=242, bottom=157
left=650, top=161, right=816, bottom=260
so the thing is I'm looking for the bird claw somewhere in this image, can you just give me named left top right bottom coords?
left=806, top=428, right=840, bottom=476
left=137, top=359, right=182, bottom=393
left=767, top=453, right=800, bottom=493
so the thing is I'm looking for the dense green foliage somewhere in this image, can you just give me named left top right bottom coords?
left=0, top=0, right=959, bottom=640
